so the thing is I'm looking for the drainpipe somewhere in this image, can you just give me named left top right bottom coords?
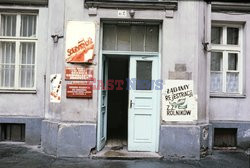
left=204, top=1, right=213, bottom=154
left=204, top=1, right=211, bottom=125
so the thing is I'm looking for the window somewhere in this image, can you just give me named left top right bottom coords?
left=103, top=24, right=159, bottom=52
left=0, top=13, right=37, bottom=90
left=210, top=24, right=243, bottom=95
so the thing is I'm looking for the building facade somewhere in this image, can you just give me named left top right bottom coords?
left=0, top=0, right=250, bottom=160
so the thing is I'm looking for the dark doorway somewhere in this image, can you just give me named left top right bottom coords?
left=107, top=56, right=129, bottom=145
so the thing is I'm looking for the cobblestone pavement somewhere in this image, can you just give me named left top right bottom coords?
left=0, top=143, right=248, bottom=168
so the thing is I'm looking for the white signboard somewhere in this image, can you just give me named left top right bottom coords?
left=162, top=80, right=197, bottom=121
left=65, top=21, right=95, bottom=63
left=50, top=74, right=62, bottom=103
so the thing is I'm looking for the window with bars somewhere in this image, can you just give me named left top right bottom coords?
left=0, top=13, right=37, bottom=90
left=210, top=24, right=243, bottom=94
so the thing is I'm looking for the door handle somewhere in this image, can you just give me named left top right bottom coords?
left=130, top=100, right=135, bottom=108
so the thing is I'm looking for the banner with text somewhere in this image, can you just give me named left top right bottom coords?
left=162, top=80, right=197, bottom=121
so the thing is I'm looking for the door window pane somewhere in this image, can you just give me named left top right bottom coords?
left=226, top=72, right=239, bottom=93
left=210, top=72, right=222, bottom=92
left=136, top=61, right=152, bottom=90
left=228, top=53, right=238, bottom=71
left=227, top=27, right=239, bottom=45
left=20, top=15, right=37, bottom=37
left=0, top=15, right=16, bottom=37
left=211, top=27, right=222, bottom=44
left=211, top=52, right=222, bottom=71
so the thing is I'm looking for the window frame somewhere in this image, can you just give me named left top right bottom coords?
left=210, top=23, right=243, bottom=96
left=0, top=12, right=38, bottom=91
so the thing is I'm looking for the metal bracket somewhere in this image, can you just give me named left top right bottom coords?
left=51, top=35, right=64, bottom=43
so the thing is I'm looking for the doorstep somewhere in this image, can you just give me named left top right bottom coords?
left=91, top=146, right=163, bottom=160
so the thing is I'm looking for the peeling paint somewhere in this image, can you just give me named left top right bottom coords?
left=243, top=129, right=250, bottom=138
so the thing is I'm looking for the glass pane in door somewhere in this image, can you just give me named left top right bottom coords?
left=136, top=61, right=152, bottom=90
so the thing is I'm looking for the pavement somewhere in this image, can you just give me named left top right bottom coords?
left=0, top=142, right=249, bottom=168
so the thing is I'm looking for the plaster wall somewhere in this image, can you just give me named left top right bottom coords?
left=0, top=7, right=48, bottom=117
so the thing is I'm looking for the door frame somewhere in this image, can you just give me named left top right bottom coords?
left=97, top=22, right=162, bottom=152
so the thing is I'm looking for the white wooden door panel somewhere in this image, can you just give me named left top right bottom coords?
left=97, top=57, right=108, bottom=151
left=128, top=56, right=158, bottom=152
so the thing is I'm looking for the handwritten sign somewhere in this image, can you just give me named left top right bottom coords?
left=65, top=21, right=95, bottom=63
left=162, top=80, right=197, bottom=121
left=65, top=67, right=94, bottom=81
left=66, top=83, right=93, bottom=98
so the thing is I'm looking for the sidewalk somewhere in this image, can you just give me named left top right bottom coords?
left=0, top=143, right=248, bottom=168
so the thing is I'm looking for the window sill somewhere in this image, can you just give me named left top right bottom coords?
left=210, top=93, right=246, bottom=98
left=0, top=89, right=37, bottom=94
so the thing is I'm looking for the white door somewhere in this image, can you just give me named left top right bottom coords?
left=128, top=56, right=159, bottom=152
left=97, top=57, right=108, bottom=151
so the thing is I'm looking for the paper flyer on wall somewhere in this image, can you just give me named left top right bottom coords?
left=50, top=74, right=62, bottom=103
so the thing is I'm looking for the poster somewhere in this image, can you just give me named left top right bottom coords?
left=50, top=74, right=62, bottom=103
left=162, top=80, right=197, bottom=121
left=65, top=21, right=95, bottom=63
left=65, top=67, right=94, bottom=81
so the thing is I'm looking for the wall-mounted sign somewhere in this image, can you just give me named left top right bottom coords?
left=118, top=10, right=127, bottom=17
left=50, top=74, right=62, bottom=103
left=65, top=67, right=94, bottom=81
left=65, top=21, right=95, bottom=63
left=162, top=80, right=197, bottom=122
left=66, top=83, right=93, bottom=98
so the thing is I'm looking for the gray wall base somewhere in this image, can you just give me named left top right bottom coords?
left=210, top=121, right=250, bottom=149
left=41, top=120, right=96, bottom=157
left=159, top=124, right=210, bottom=160
left=0, top=116, right=42, bottom=145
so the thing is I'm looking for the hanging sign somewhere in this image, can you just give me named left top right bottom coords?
left=50, top=74, right=62, bottom=103
left=65, top=67, right=94, bottom=81
left=162, top=80, right=197, bottom=122
left=65, top=21, right=95, bottom=63
left=66, top=83, right=93, bottom=98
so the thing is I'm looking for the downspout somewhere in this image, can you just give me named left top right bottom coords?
left=204, top=1, right=213, bottom=153
left=205, top=1, right=211, bottom=125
